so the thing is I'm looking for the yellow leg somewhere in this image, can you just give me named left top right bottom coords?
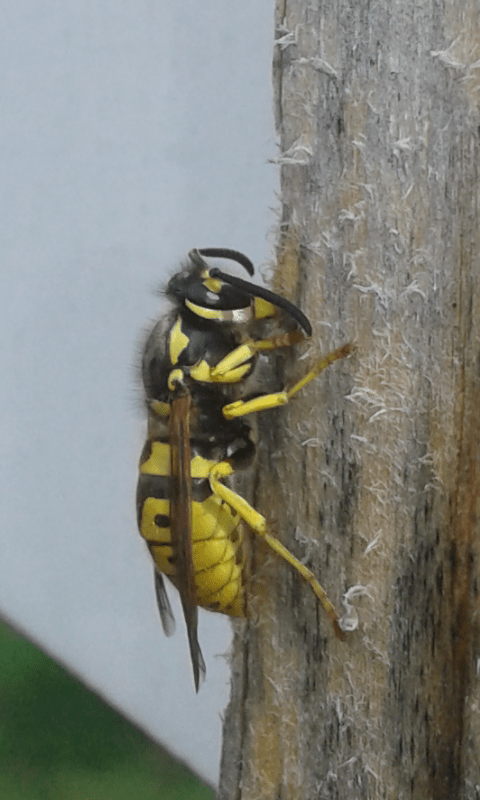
left=223, top=392, right=290, bottom=418
left=209, top=462, right=344, bottom=638
left=222, top=343, right=353, bottom=420
left=285, top=343, right=353, bottom=399
left=211, top=330, right=306, bottom=379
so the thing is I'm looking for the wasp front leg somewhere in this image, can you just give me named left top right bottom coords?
left=208, top=461, right=344, bottom=638
left=222, top=343, right=353, bottom=419
left=210, top=329, right=306, bottom=381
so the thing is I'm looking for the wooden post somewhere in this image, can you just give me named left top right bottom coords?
left=219, top=1, right=480, bottom=798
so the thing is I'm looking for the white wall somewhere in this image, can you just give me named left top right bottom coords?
left=0, top=0, right=276, bottom=785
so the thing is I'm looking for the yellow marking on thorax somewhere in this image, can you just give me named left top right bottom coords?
left=169, top=317, right=189, bottom=365
left=189, top=360, right=211, bottom=382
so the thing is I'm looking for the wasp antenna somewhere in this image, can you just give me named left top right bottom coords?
left=209, top=269, right=313, bottom=336
left=193, top=248, right=255, bottom=277
left=187, top=248, right=209, bottom=272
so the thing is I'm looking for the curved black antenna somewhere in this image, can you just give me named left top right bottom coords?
left=187, top=249, right=209, bottom=272
left=189, top=248, right=255, bottom=277
left=209, top=268, right=312, bottom=336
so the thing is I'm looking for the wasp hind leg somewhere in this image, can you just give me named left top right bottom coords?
left=209, top=463, right=344, bottom=639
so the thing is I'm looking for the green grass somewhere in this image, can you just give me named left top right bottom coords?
left=0, top=620, right=215, bottom=800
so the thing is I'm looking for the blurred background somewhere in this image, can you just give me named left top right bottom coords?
left=0, top=1, right=276, bottom=794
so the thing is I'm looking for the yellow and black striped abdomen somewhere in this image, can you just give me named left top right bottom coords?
left=137, top=440, right=245, bottom=617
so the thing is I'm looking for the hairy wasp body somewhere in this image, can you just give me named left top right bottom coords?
left=137, top=248, right=351, bottom=689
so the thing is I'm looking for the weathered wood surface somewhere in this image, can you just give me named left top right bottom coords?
left=219, top=1, right=480, bottom=798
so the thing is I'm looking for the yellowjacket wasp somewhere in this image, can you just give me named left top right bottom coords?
left=137, top=248, right=352, bottom=690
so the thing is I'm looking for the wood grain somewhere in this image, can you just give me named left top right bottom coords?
left=219, top=2, right=480, bottom=797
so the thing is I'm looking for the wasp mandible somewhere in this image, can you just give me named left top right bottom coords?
left=137, top=248, right=352, bottom=690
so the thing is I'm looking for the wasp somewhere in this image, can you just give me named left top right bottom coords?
left=137, top=247, right=352, bottom=690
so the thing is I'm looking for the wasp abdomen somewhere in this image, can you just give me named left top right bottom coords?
left=139, top=495, right=245, bottom=615
left=138, top=441, right=246, bottom=616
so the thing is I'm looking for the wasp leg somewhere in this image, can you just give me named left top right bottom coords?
left=190, top=360, right=251, bottom=384
left=190, top=331, right=306, bottom=384
left=211, top=330, right=306, bottom=380
left=209, top=462, right=344, bottom=638
left=222, top=343, right=353, bottom=419
left=284, top=343, right=353, bottom=400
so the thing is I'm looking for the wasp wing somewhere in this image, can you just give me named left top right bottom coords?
left=154, top=569, right=176, bottom=637
left=170, top=391, right=206, bottom=691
